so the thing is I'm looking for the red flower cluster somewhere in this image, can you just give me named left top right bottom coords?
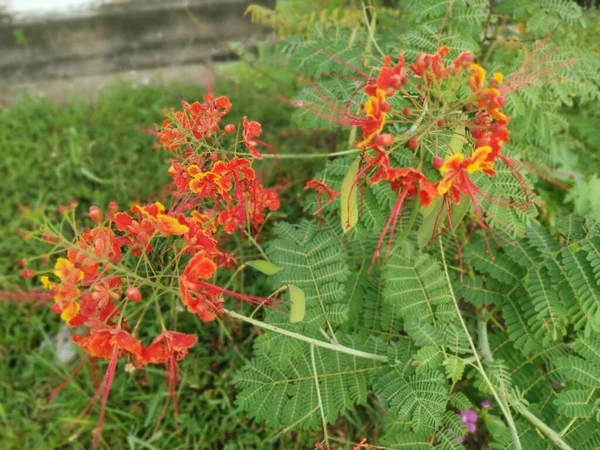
left=36, top=94, right=280, bottom=444
left=304, top=48, right=520, bottom=261
left=157, top=95, right=231, bottom=150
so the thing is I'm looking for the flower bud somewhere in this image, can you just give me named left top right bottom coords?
left=408, top=138, right=419, bottom=150
left=89, top=206, right=102, bottom=223
left=437, top=119, right=445, bottom=127
left=223, top=124, right=235, bottom=134
left=17, top=258, right=26, bottom=268
left=380, top=102, right=392, bottom=112
left=374, top=134, right=394, bottom=147
left=432, top=156, right=443, bottom=169
left=42, top=232, right=59, bottom=244
left=126, top=286, right=142, bottom=302
left=402, top=107, right=411, bottom=116
left=108, top=201, right=119, bottom=213
left=20, top=269, right=35, bottom=279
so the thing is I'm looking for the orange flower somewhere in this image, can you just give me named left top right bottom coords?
left=437, top=147, right=496, bottom=204
left=242, top=117, right=263, bottom=158
left=409, top=46, right=450, bottom=81
left=72, top=327, right=142, bottom=361
left=179, top=253, right=221, bottom=322
left=141, top=330, right=197, bottom=422
left=466, top=146, right=496, bottom=176
left=115, top=202, right=189, bottom=256
left=371, top=168, right=436, bottom=265
left=41, top=258, right=84, bottom=323
left=72, top=327, right=143, bottom=445
left=141, top=331, right=197, bottom=365
left=188, top=167, right=231, bottom=199
left=156, top=95, right=232, bottom=150
left=357, top=88, right=388, bottom=148
left=364, top=53, right=407, bottom=97
left=305, top=179, right=339, bottom=215
left=468, top=63, right=486, bottom=92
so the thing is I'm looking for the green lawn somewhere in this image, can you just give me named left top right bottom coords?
left=0, top=65, right=333, bottom=449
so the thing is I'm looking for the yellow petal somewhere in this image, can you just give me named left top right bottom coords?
left=60, top=301, right=80, bottom=323
left=53, top=257, right=73, bottom=277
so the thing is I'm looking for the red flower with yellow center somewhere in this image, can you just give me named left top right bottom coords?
left=437, top=146, right=496, bottom=204
left=357, top=88, right=388, bottom=148
left=187, top=166, right=231, bottom=199
left=40, top=258, right=84, bottom=323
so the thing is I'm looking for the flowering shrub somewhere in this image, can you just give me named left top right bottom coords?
left=30, top=94, right=281, bottom=445
left=19, top=1, right=600, bottom=449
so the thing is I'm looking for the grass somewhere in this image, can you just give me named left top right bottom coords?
left=0, top=62, right=333, bottom=449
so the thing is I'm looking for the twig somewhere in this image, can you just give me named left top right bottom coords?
left=513, top=403, right=574, bottom=450
left=476, top=315, right=574, bottom=450
left=438, top=238, right=523, bottom=450
left=222, top=309, right=388, bottom=362
left=311, top=344, right=330, bottom=448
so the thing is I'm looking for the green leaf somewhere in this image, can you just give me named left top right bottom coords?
left=554, top=389, right=594, bottom=418
left=375, top=367, right=447, bottom=433
left=445, top=356, right=465, bottom=384
left=557, top=357, right=600, bottom=388
left=288, top=284, right=306, bottom=323
left=413, top=346, right=444, bottom=373
left=266, top=220, right=350, bottom=333
left=417, top=196, right=444, bottom=249
left=340, top=157, right=359, bottom=233
left=246, top=260, right=282, bottom=275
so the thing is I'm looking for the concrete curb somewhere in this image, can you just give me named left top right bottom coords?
left=0, top=0, right=274, bottom=84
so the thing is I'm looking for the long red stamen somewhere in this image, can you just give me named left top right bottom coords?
left=92, top=348, right=118, bottom=446
left=194, top=280, right=277, bottom=306
left=371, top=189, right=408, bottom=268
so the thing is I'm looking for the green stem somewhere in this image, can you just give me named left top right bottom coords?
left=438, top=239, right=523, bottom=450
left=228, top=148, right=361, bottom=159
left=512, top=404, right=574, bottom=450
left=476, top=319, right=574, bottom=450
left=477, top=319, right=494, bottom=363
left=311, top=344, right=330, bottom=448
left=222, top=309, right=388, bottom=362
left=363, top=1, right=384, bottom=57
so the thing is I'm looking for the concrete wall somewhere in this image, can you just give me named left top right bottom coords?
left=0, top=0, right=274, bottom=84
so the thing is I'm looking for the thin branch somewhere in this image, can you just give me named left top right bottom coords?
left=513, top=403, right=574, bottom=450
left=222, top=309, right=388, bottom=362
left=225, top=148, right=361, bottom=159
left=311, top=344, right=330, bottom=448
left=475, top=311, right=574, bottom=450
left=438, top=238, right=523, bottom=450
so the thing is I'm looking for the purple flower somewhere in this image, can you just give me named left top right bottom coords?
left=480, top=399, right=491, bottom=408
left=460, top=409, right=478, bottom=424
left=459, top=408, right=478, bottom=435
